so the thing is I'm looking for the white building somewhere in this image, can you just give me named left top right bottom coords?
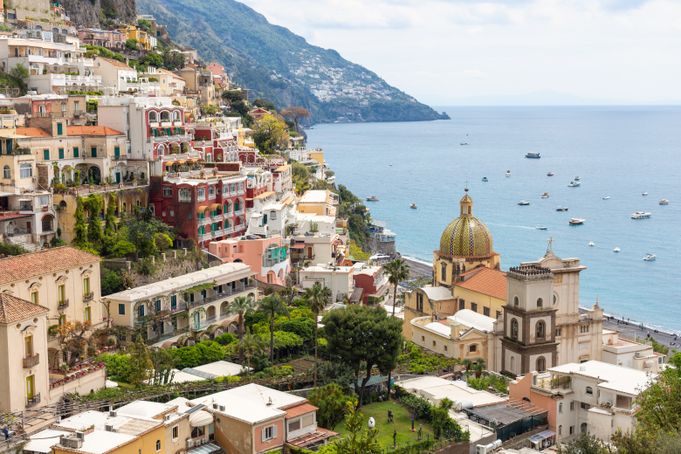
left=299, top=264, right=354, bottom=303
left=92, top=56, right=139, bottom=94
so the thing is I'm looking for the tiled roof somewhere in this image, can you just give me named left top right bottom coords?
left=67, top=126, right=124, bottom=136
left=0, top=293, right=48, bottom=324
left=0, top=247, right=100, bottom=285
left=98, top=56, right=133, bottom=69
left=456, top=267, right=507, bottom=300
left=15, top=127, right=50, bottom=138
left=285, top=403, right=318, bottom=419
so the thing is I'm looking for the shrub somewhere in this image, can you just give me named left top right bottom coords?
left=214, top=332, right=237, bottom=345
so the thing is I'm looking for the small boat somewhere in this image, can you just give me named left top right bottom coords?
left=460, top=142, right=469, bottom=146
left=525, top=152, right=541, bottom=159
left=518, top=200, right=530, bottom=206
left=613, top=246, right=621, bottom=253
left=556, top=206, right=569, bottom=212
left=631, top=211, right=652, bottom=220
left=541, top=192, right=550, bottom=199
left=602, top=196, right=611, bottom=200
left=642, top=192, right=648, bottom=196
left=568, top=181, right=581, bottom=188
left=536, top=226, right=548, bottom=231
left=505, top=170, right=511, bottom=177
left=659, top=198, right=669, bottom=205
left=547, top=171, right=555, bottom=177
left=366, top=195, right=379, bottom=202
left=643, top=253, right=656, bottom=262
left=482, top=176, right=488, bottom=182
left=574, top=176, right=581, bottom=181
left=410, top=203, right=417, bottom=209
left=569, top=218, right=585, bottom=225
left=588, top=241, right=595, bottom=247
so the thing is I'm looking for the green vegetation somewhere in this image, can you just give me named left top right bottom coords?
left=467, top=373, right=509, bottom=394
left=308, top=383, right=356, bottom=430
left=337, top=185, right=372, bottom=251
left=0, top=242, right=28, bottom=257
left=84, top=45, right=127, bottom=62
left=252, top=113, right=289, bottom=154
left=397, top=342, right=460, bottom=375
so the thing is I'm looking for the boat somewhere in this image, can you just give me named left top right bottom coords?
left=574, top=176, right=581, bottom=181
left=518, top=200, right=530, bottom=206
left=568, top=181, right=581, bottom=188
left=541, top=192, right=549, bottom=199
left=602, top=196, right=611, bottom=200
left=659, top=198, right=670, bottom=205
left=505, top=170, right=511, bottom=177
left=547, top=171, right=555, bottom=177
left=569, top=218, right=585, bottom=225
left=631, top=211, right=652, bottom=219
left=366, top=195, right=379, bottom=202
left=410, top=203, right=417, bottom=209
left=525, top=152, right=541, bottom=159
left=482, top=176, right=488, bottom=182
left=536, top=226, right=548, bottom=231
left=556, top=206, right=569, bottom=212
left=588, top=241, right=595, bottom=247
left=613, top=246, right=621, bottom=253
left=643, top=253, right=656, bottom=262
left=460, top=142, right=469, bottom=146
left=642, top=192, right=648, bottom=196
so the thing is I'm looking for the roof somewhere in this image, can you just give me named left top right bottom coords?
left=105, top=262, right=252, bottom=302
left=0, top=247, right=99, bottom=285
left=299, top=190, right=330, bottom=204
left=0, top=211, right=32, bottom=222
left=98, top=56, right=133, bottom=70
left=115, top=400, right=175, bottom=420
left=15, top=126, right=50, bottom=137
left=420, top=285, right=453, bottom=301
left=25, top=429, right=70, bottom=453
left=285, top=403, right=318, bottom=419
left=396, top=376, right=507, bottom=409
left=549, top=360, right=654, bottom=395
left=456, top=267, right=507, bottom=300
left=67, top=125, right=125, bottom=136
left=424, top=321, right=452, bottom=337
left=0, top=293, right=48, bottom=324
left=448, top=309, right=497, bottom=333
left=183, top=360, right=249, bottom=379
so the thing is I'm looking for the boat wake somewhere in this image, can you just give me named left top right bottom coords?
left=487, top=222, right=538, bottom=231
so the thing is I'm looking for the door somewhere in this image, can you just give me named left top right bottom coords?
left=115, top=172, right=121, bottom=183
left=193, top=312, right=201, bottom=330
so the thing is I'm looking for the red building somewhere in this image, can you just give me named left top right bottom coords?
left=150, top=171, right=247, bottom=249
left=353, top=265, right=390, bottom=305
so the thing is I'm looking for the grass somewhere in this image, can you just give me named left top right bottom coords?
left=335, top=401, right=434, bottom=449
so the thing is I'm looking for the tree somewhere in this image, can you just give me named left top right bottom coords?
left=104, top=193, right=117, bottom=237
left=126, top=335, right=153, bottom=386
left=85, top=195, right=104, bottom=246
left=281, top=106, right=311, bottom=132
left=558, top=433, right=613, bottom=454
left=252, top=114, right=289, bottom=154
left=258, top=294, right=288, bottom=361
left=227, top=295, right=257, bottom=362
left=431, top=398, right=467, bottom=441
left=239, top=332, right=266, bottom=372
left=125, top=38, right=139, bottom=51
left=330, top=403, right=382, bottom=454
left=292, top=161, right=311, bottom=194
left=253, top=98, right=276, bottom=111
left=304, top=282, right=331, bottom=385
left=149, top=348, right=176, bottom=385
left=308, top=383, right=355, bottom=429
left=74, top=198, right=88, bottom=246
left=9, top=64, right=28, bottom=93
left=323, top=305, right=402, bottom=406
left=384, top=259, right=410, bottom=316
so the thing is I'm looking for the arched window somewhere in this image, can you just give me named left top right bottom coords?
left=536, top=320, right=546, bottom=339
left=510, top=318, right=519, bottom=340
left=160, top=110, right=170, bottom=122
left=581, top=422, right=587, bottom=434
left=172, top=110, right=180, bottom=121
left=510, top=356, right=515, bottom=371
left=553, top=294, right=558, bottom=305
left=514, top=296, right=519, bottom=307
left=537, top=298, right=543, bottom=308
left=3, top=165, right=10, bottom=179
left=148, top=111, right=157, bottom=122
left=536, top=356, right=546, bottom=372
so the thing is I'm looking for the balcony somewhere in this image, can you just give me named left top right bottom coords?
left=187, top=285, right=255, bottom=309
left=58, top=299, right=69, bottom=310
left=23, top=354, right=39, bottom=368
left=82, top=292, right=94, bottom=303
left=26, top=393, right=41, bottom=408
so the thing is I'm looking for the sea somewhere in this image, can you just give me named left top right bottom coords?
left=306, top=106, right=681, bottom=333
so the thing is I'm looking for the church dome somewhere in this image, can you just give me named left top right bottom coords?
left=439, top=190, right=494, bottom=258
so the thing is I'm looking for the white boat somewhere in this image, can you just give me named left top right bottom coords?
left=613, top=246, right=621, bottom=253
left=569, top=218, right=585, bottom=225
left=568, top=181, right=581, bottom=188
left=366, top=195, right=379, bottom=202
left=642, top=192, right=648, bottom=196
left=505, top=170, right=511, bottom=177
left=460, top=142, right=469, bottom=146
left=659, top=198, right=669, bottom=205
left=410, top=203, right=417, bottom=209
left=518, top=200, right=530, bottom=206
left=631, top=211, right=652, bottom=219
left=482, top=176, right=488, bottom=182
left=525, top=152, right=541, bottom=159
left=556, top=206, right=569, bottom=212
left=547, top=171, right=555, bottom=177
left=602, top=196, right=611, bottom=200
left=588, top=241, right=595, bottom=247
left=574, top=176, right=581, bottom=181
left=643, top=253, right=656, bottom=262
left=541, top=192, right=550, bottom=199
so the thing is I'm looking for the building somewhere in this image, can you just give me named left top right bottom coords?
left=92, top=57, right=140, bottom=94
left=509, top=361, right=655, bottom=442
left=299, top=264, right=354, bottom=303
left=368, top=221, right=396, bottom=256
left=119, top=25, right=156, bottom=51
left=191, top=383, right=336, bottom=453
left=601, top=329, right=664, bottom=372
left=106, top=262, right=257, bottom=342
left=77, top=28, right=126, bottom=50
left=247, top=193, right=296, bottom=238
left=297, top=190, right=338, bottom=217
left=454, top=266, right=507, bottom=321
left=352, top=264, right=389, bottom=304
left=208, top=235, right=291, bottom=286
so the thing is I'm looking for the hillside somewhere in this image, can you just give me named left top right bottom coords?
left=137, top=0, right=448, bottom=123
left=62, top=0, right=137, bottom=28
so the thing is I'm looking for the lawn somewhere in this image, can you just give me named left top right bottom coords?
left=335, top=400, right=434, bottom=449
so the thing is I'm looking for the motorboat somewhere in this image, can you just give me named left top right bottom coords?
left=556, top=206, right=569, bottom=212
left=602, top=196, right=611, bottom=200
left=541, top=192, right=550, bottom=199
left=460, top=142, right=469, bottom=146
left=547, top=171, right=555, bottom=177
left=366, top=195, right=379, bottom=202
left=574, top=176, right=581, bottom=181
left=410, top=203, right=417, bottom=209
left=568, top=181, right=581, bottom=188
left=569, top=218, right=585, bottom=225
left=631, top=211, right=652, bottom=220
left=536, top=226, right=548, bottom=231
left=518, top=200, right=530, bottom=206
left=588, top=241, right=595, bottom=247
left=482, top=176, right=488, bottom=182
left=525, top=152, right=541, bottom=159
left=642, top=192, right=648, bottom=196
left=613, top=246, right=621, bottom=253
left=505, top=170, right=511, bottom=177
left=659, top=198, right=670, bottom=205
left=643, top=253, right=656, bottom=262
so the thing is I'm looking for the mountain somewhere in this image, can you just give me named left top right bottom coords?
left=62, top=0, right=137, bottom=28
left=137, top=0, right=448, bottom=123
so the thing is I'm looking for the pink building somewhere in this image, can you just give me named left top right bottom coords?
left=352, top=265, right=390, bottom=305
left=209, top=235, right=290, bottom=286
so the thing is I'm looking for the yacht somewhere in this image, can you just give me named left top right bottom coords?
left=613, top=246, right=621, bottom=253
left=410, top=203, right=417, bottom=209
left=588, top=241, right=595, bottom=247
left=518, top=200, right=530, bottom=206
left=536, top=226, right=548, bottom=231
left=525, top=152, right=541, bottom=159
left=366, top=195, right=379, bottom=202
left=643, top=253, right=656, bottom=262
left=642, top=192, right=649, bottom=196
left=631, top=211, right=652, bottom=220
left=569, top=218, right=585, bottom=225
left=556, top=206, right=569, bottom=212
left=659, top=198, right=670, bottom=206
left=547, top=171, right=555, bottom=177
left=482, top=176, right=488, bottom=182
left=505, top=170, right=511, bottom=177
left=460, top=142, right=469, bottom=146
left=541, top=192, right=550, bottom=199
left=602, top=196, right=611, bottom=200
left=568, top=181, right=581, bottom=188
left=574, top=176, right=581, bottom=181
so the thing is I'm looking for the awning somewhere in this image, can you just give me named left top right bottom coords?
left=196, top=205, right=209, bottom=214
left=290, top=243, right=305, bottom=249
left=173, top=160, right=186, bottom=165
left=210, top=203, right=221, bottom=210
left=189, top=410, right=213, bottom=427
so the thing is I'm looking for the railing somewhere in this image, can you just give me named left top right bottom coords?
left=82, top=292, right=94, bottom=303
left=26, top=393, right=41, bottom=408
left=58, top=299, right=69, bottom=310
left=23, top=354, right=39, bottom=368
left=199, top=217, right=211, bottom=225
left=187, top=285, right=255, bottom=308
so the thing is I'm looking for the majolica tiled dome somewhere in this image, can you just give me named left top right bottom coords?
left=439, top=190, right=494, bottom=258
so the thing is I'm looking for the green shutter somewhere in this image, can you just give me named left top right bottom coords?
left=58, top=148, right=64, bottom=159
left=73, top=147, right=79, bottom=158
left=91, top=147, right=97, bottom=158
left=56, top=123, right=63, bottom=135
left=43, top=149, right=49, bottom=160
left=114, top=146, right=120, bottom=158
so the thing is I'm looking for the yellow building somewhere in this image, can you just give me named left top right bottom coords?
left=454, top=266, right=507, bottom=320
left=119, top=25, right=155, bottom=51
left=308, top=149, right=325, bottom=166
left=297, top=190, right=338, bottom=217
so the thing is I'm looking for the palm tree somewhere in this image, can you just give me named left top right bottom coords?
left=240, top=332, right=266, bottom=373
left=227, top=295, right=257, bottom=362
left=384, top=259, right=410, bottom=316
left=303, top=282, right=331, bottom=385
left=258, top=293, right=289, bottom=361
left=473, top=358, right=486, bottom=378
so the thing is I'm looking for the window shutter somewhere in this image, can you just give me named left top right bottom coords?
left=272, top=425, right=277, bottom=438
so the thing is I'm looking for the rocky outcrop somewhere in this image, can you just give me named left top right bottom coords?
left=62, top=0, right=137, bottom=28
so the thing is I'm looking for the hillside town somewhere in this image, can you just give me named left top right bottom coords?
left=0, top=2, right=678, bottom=454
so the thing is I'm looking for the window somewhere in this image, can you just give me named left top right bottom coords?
left=172, top=426, right=178, bottom=440
left=160, top=111, right=170, bottom=122
left=558, top=425, right=562, bottom=435
left=179, top=188, right=191, bottom=202
left=118, top=304, right=125, bottom=315
left=536, top=356, right=546, bottom=372
left=262, top=425, right=276, bottom=441
left=31, top=290, right=39, bottom=304
left=114, top=146, right=120, bottom=159
left=421, top=336, right=425, bottom=342
left=270, top=211, right=277, bottom=220
left=510, top=318, right=519, bottom=340
left=43, top=149, right=50, bottom=160
left=170, top=294, right=177, bottom=311
left=25, top=335, right=33, bottom=357
left=440, top=262, right=447, bottom=281
left=416, top=293, right=424, bottom=312
left=432, top=340, right=436, bottom=347
left=154, top=299, right=161, bottom=312
left=444, top=345, right=448, bottom=352
left=569, top=426, right=574, bottom=435
left=3, top=165, right=9, bottom=179
left=470, top=302, right=478, bottom=313
left=197, top=188, right=206, bottom=201
left=73, top=147, right=79, bottom=158
left=57, top=122, right=63, bottom=135
left=163, top=187, right=172, bottom=197
left=483, top=307, right=490, bottom=317
left=84, top=306, right=91, bottom=323
left=580, top=325, right=590, bottom=333
left=57, top=284, right=66, bottom=304
left=90, top=146, right=97, bottom=158
left=20, top=163, right=32, bottom=178
left=469, top=344, right=477, bottom=353
left=288, top=419, right=301, bottom=432
left=58, top=148, right=64, bottom=159
left=553, top=294, right=557, bottom=305
left=26, top=375, right=35, bottom=400
left=173, top=110, right=181, bottom=121
left=581, top=422, right=587, bottom=434
left=459, top=299, right=465, bottom=310
left=496, top=311, right=501, bottom=319
left=149, top=111, right=158, bottom=122
left=74, top=101, right=80, bottom=113
left=537, top=297, right=543, bottom=308
left=155, top=440, right=161, bottom=452
left=514, top=296, right=519, bottom=306
left=535, top=320, right=546, bottom=339
left=208, top=186, right=216, bottom=199
left=138, top=304, right=145, bottom=318
left=83, top=277, right=90, bottom=295
left=580, top=402, right=591, bottom=410
left=570, top=401, right=575, bottom=411
left=555, top=327, right=562, bottom=337
left=585, top=386, right=593, bottom=395
left=559, top=402, right=563, bottom=413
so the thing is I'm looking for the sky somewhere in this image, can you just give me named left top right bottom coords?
left=239, top=0, right=681, bottom=105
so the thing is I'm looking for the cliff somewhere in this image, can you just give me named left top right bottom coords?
left=62, top=0, right=137, bottom=28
